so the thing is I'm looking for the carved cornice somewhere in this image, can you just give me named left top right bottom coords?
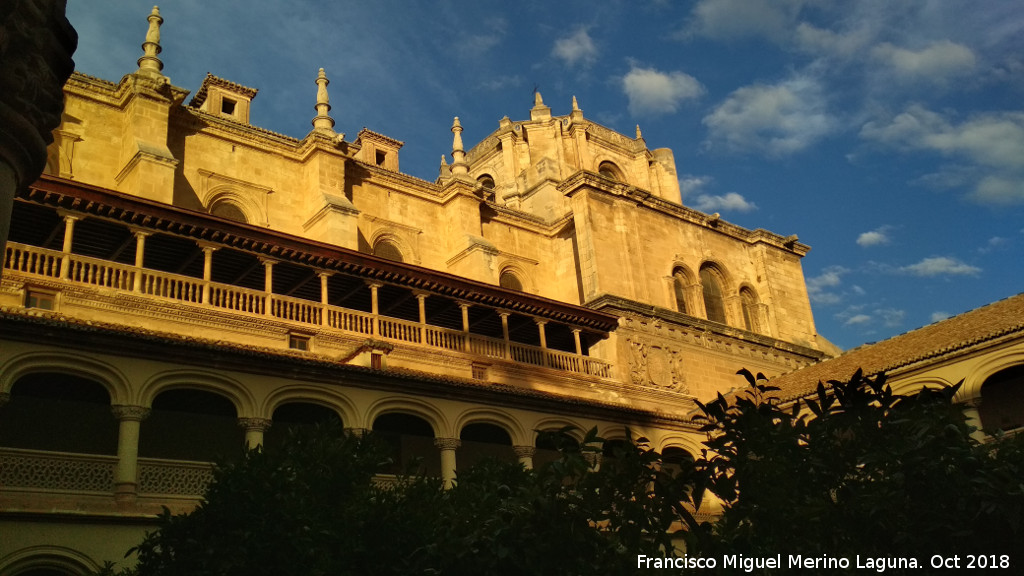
left=559, top=171, right=811, bottom=256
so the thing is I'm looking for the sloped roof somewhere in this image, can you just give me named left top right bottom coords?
left=769, top=292, right=1024, bottom=402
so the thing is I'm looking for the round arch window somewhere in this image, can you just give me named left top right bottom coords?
left=598, top=161, right=624, bottom=182
left=477, top=174, right=495, bottom=190
left=210, top=201, right=248, bottom=224
left=499, top=270, right=523, bottom=291
left=373, top=238, right=404, bottom=263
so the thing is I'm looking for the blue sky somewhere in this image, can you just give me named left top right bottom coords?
left=66, top=1, right=1024, bottom=351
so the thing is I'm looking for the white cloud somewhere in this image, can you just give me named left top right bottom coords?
left=844, top=314, right=872, bottom=326
left=553, top=28, right=597, bottom=67
left=806, top=265, right=849, bottom=305
left=930, top=311, right=952, bottom=323
left=871, top=41, right=976, bottom=84
left=686, top=0, right=809, bottom=42
left=877, top=308, right=905, bottom=327
left=900, top=256, right=981, bottom=277
left=679, top=175, right=712, bottom=199
left=622, top=66, right=704, bottom=116
left=856, top=226, right=891, bottom=247
left=861, top=106, right=1024, bottom=204
left=703, top=76, right=834, bottom=156
left=692, top=192, right=757, bottom=213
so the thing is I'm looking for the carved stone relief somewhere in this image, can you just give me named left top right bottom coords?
left=627, top=337, right=689, bottom=394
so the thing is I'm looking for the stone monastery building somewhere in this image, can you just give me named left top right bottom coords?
left=2, top=6, right=1021, bottom=575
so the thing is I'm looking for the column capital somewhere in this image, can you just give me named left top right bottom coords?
left=56, top=210, right=81, bottom=222
left=317, top=270, right=334, bottom=279
left=128, top=227, right=153, bottom=238
left=534, top=318, right=549, bottom=327
left=238, top=417, right=273, bottom=433
left=433, top=437, right=462, bottom=451
left=196, top=241, right=221, bottom=253
left=365, top=280, right=384, bottom=289
left=412, top=290, right=431, bottom=299
left=259, top=256, right=280, bottom=266
left=111, top=405, right=151, bottom=421
left=344, top=426, right=370, bottom=437
left=512, top=445, right=536, bottom=458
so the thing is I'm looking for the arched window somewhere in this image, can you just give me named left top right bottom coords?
left=499, top=270, right=523, bottom=291
left=598, top=161, right=624, bottom=182
left=979, top=365, right=1024, bottom=433
left=700, top=266, right=727, bottom=324
left=372, top=238, right=404, bottom=262
left=672, top=268, right=689, bottom=313
left=476, top=174, right=495, bottom=190
left=210, top=201, right=248, bottom=223
left=740, top=287, right=759, bottom=333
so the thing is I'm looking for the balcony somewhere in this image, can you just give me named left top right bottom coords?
left=3, top=241, right=613, bottom=379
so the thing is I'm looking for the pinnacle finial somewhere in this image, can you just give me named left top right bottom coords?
left=440, top=155, right=448, bottom=167
left=636, top=124, right=643, bottom=139
left=533, top=91, right=544, bottom=107
left=312, top=67, right=336, bottom=132
left=572, top=95, right=580, bottom=111
left=137, top=6, right=165, bottom=77
left=451, top=117, right=468, bottom=176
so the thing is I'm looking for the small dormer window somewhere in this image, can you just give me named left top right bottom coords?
left=221, top=97, right=236, bottom=116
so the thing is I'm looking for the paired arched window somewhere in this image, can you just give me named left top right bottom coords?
left=699, top=266, right=727, bottom=324
left=372, top=238, right=404, bottom=263
left=672, top=268, right=689, bottom=313
left=740, top=287, right=758, bottom=333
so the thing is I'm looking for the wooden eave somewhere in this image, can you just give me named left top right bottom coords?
left=21, top=175, right=620, bottom=332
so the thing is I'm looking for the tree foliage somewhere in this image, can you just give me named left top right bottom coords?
left=100, top=370, right=1024, bottom=575
left=693, top=368, right=1024, bottom=572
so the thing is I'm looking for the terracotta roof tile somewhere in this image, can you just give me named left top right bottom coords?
left=769, top=292, right=1024, bottom=401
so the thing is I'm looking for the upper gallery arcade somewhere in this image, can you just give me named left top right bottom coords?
left=13, top=5, right=832, bottom=408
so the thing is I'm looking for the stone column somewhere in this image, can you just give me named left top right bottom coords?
left=368, top=281, right=382, bottom=336
left=131, top=229, right=149, bottom=292
left=199, top=243, right=217, bottom=304
left=319, top=272, right=332, bottom=326
left=962, top=399, right=988, bottom=443
left=458, top=302, right=471, bottom=352
left=535, top=319, right=548, bottom=366
left=111, top=405, right=150, bottom=503
left=572, top=328, right=583, bottom=355
left=238, top=417, right=273, bottom=450
left=58, top=213, right=78, bottom=279
left=499, top=311, right=511, bottom=359
left=513, top=445, right=535, bottom=470
left=261, top=258, right=275, bottom=316
left=434, top=437, right=461, bottom=489
left=414, top=291, right=428, bottom=344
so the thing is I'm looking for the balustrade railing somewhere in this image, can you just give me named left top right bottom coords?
left=4, top=244, right=61, bottom=277
left=67, top=254, right=135, bottom=290
left=378, top=316, right=422, bottom=344
left=137, top=457, right=215, bottom=497
left=4, top=242, right=613, bottom=379
left=208, top=283, right=265, bottom=314
left=271, top=293, right=321, bottom=324
left=141, top=271, right=203, bottom=303
left=468, top=334, right=506, bottom=359
left=0, top=447, right=116, bottom=493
